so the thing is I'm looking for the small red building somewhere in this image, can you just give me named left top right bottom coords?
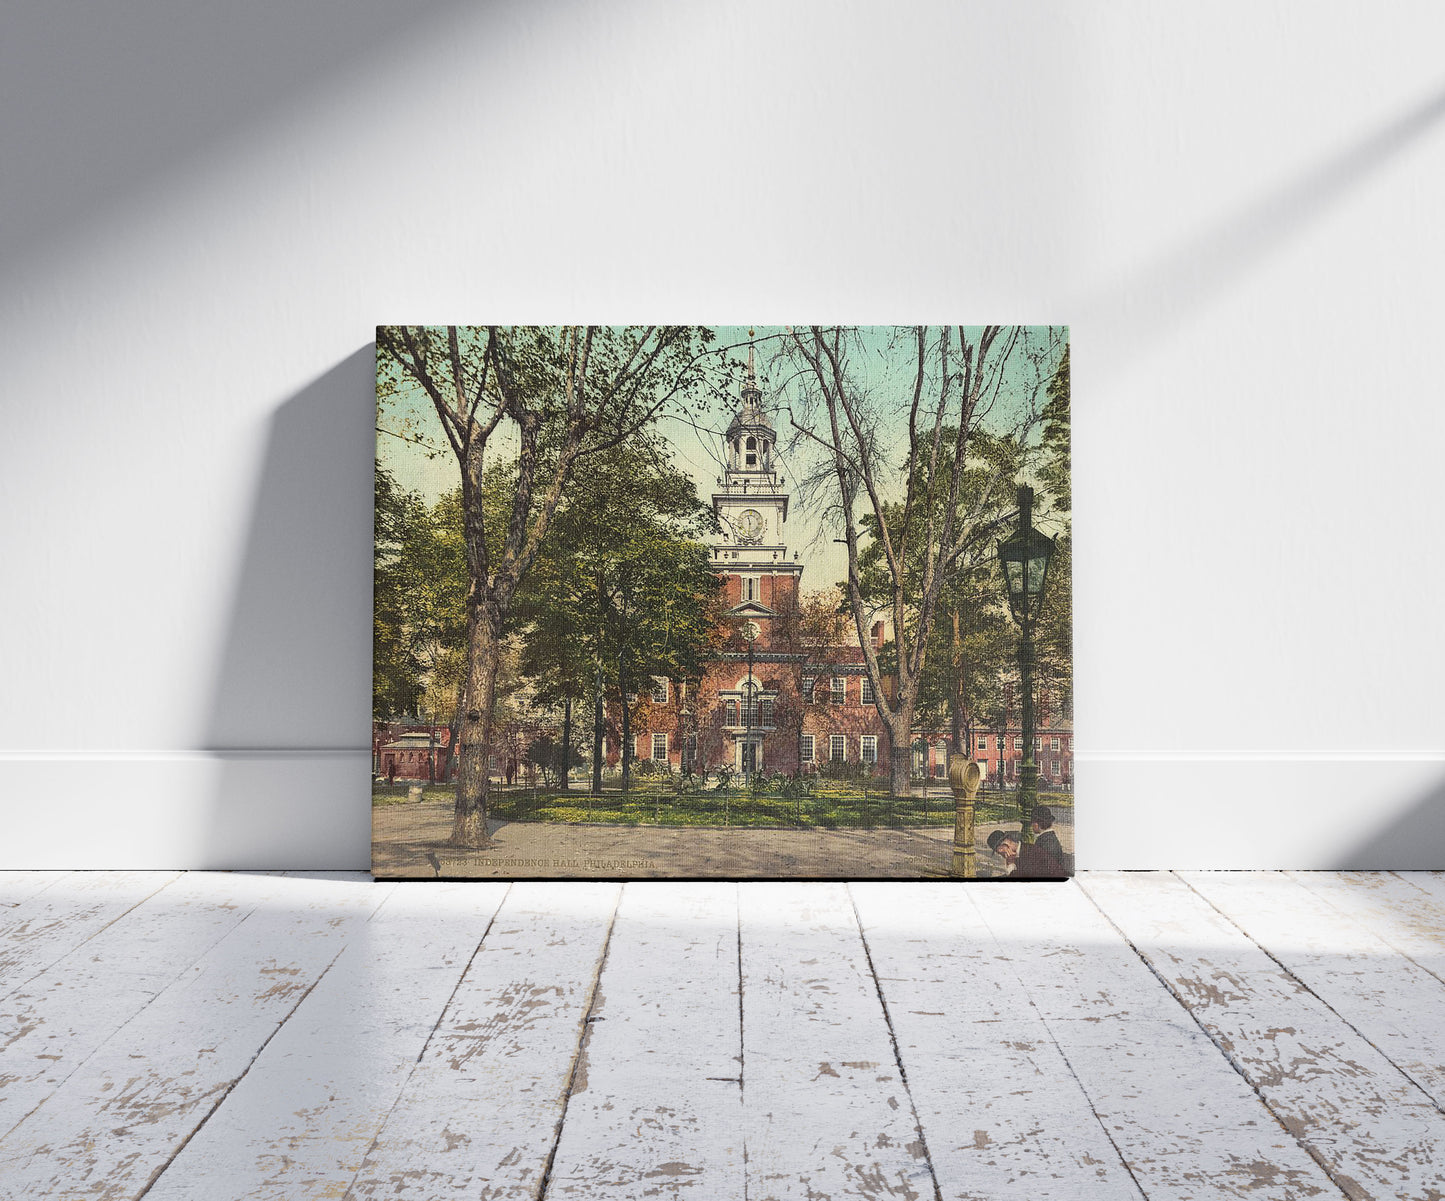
left=374, top=723, right=451, bottom=782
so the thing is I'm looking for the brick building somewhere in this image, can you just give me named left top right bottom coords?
left=623, top=346, right=910, bottom=780
left=915, top=722, right=1074, bottom=789
left=373, top=722, right=451, bottom=782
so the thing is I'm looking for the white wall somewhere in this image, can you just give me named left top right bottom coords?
left=2, top=0, right=1442, bottom=870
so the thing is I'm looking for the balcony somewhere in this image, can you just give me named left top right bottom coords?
left=722, top=703, right=775, bottom=731
left=714, top=473, right=783, bottom=494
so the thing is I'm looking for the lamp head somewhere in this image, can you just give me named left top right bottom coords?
left=997, top=484, right=1055, bottom=626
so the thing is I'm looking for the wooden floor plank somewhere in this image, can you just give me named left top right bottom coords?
left=981, top=882, right=1342, bottom=1200
left=344, top=881, right=621, bottom=1200
left=1184, top=870, right=1445, bottom=1112
left=1083, top=871, right=1445, bottom=1200
left=0, top=872, right=389, bottom=1200
left=739, top=881, right=936, bottom=1201
left=0, top=871, right=292, bottom=1140
left=0, top=871, right=182, bottom=1000
left=0, top=870, right=68, bottom=908
left=1287, top=872, right=1445, bottom=979
left=143, top=881, right=510, bottom=1201
left=543, top=882, right=745, bottom=1199
left=852, top=882, right=1143, bottom=1200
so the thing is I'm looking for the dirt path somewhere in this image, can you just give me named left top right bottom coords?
left=372, top=799, right=1074, bottom=879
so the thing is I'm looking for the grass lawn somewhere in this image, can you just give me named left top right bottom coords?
left=373, top=780, right=1072, bottom=831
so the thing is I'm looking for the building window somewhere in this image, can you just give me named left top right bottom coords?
left=861, top=677, right=875, bottom=705
left=759, top=698, right=774, bottom=727
left=684, top=734, right=697, bottom=766
left=631, top=735, right=640, bottom=758
left=724, top=697, right=739, bottom=725
left=742, top=576, right=760, bottom=602
left=652, top=678, right=669, bottom=704
left=653, top=733, right=668, bottom=760
left=831, top=677, right=846, bottom=704
left=1051, top=736, right=1060, bottom=752
left=830, top=734, right=846, bottom=763
left=802, top=677, right=816, bottom=703
left=861, top=736, right=877, bottom=765
left=976, top=735, right=988, bottom=753
left=801, top=734, right=815, bottom=764
left=1068, top=737, right=1074, bottom=750
left=1051, top=758, right=1060, bottom=776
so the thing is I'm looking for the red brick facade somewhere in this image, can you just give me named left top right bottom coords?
left=374, top=723, right=452, bottom=782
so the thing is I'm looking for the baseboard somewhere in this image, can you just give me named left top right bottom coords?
left=0, top=751, right=370, bottom=870
left=0, top=751, right=1441, bottom=870
left=1079, top=754, right=1445, bottom=869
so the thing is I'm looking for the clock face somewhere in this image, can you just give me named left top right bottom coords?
left=737, top=508, right=765, bottom=543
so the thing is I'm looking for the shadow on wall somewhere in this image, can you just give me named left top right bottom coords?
left=1333, top=776, right=1445, bottom=871
left=0, top=0, right=471, bottom=282
left=1081, top=82, right=1445, bottom=370
left=200, top=346, right=376, bottom=869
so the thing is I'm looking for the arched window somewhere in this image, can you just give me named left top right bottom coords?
left=746, top=436, right=756, bottom=450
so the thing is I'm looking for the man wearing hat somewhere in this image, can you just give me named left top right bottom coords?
left=1030, top=804, right=1072, bottom=873
left=987, top=828, right=1067, bottom=878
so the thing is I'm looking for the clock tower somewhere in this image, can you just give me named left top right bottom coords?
left=711, top=333, right=802, bottom=618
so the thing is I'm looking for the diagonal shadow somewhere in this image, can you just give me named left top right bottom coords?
left=1081, top=81, right=1445, bottom=361
left=0, top=0, right=473, bottom=278
left=198, top=345, right=375, bottom=867
left=1332, top=774, right=1445, bottom=870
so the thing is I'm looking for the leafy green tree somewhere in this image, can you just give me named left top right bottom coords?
left=1033, top=344, right=1072, bottom=723
left=377, top=326, right=715, bottom=847
left=373, top=465, right=424, bottom=719
left=514, top=435, right=724, bottom=794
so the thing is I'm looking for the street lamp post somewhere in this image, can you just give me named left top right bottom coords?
left=741, top=620, right=760, bottom=785
left=997, top=484, right=1056, bottom=845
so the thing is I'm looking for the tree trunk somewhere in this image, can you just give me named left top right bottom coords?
left=561, top=698, right=572, bottom=793
left=889, top=738, right=913, bottom=798
left=950, top=610, right=964, bottom=755
left=619, top=657, right=632, bottom=795
left=451, top=604, right=502, bottom=849
left=445, top=686, right=466, bottom=784
left=591, top=663, right=604, bottom=794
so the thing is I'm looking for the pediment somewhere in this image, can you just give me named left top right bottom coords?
left=727, top=600, right=777, bottom=618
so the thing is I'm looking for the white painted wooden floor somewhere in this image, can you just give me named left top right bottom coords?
left=2, top=873, right=1444, bottom=1200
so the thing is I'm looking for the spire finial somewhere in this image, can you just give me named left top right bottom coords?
left=746, top=328, right=756, bottom=387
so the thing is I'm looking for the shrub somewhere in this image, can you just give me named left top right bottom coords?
left=819, top=759, right=869, bottom=782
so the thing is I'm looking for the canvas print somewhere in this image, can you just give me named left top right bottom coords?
left=373, top=326, right=1071, bottom=879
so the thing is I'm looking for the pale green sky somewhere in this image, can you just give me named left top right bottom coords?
left=376, top=325, right=1067, bottom=597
